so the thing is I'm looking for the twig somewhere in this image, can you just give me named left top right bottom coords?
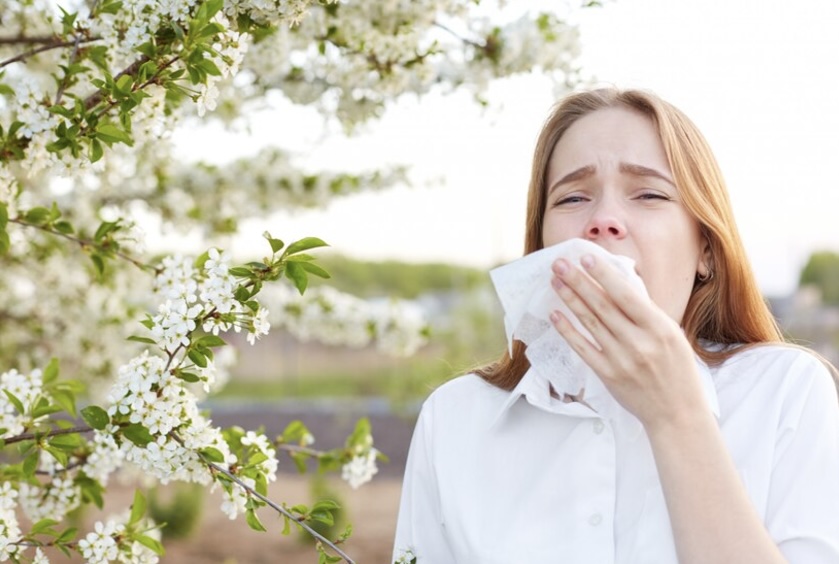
left=0, top=35, right=64, bottom=46
left=205, top=459, right=356, bottom=563
left=276, top=443, right=324, bottom=457
left=55, top=35, right=83, bottom=105
left=432, top=20, right=483, bottom=48
left=9, top=217, right=157, bottom=273
left=4, top=425, right=93, bottom=445
left=0, top=36, right=100, bottom=69
left=176, top=434, right=355, bottom=564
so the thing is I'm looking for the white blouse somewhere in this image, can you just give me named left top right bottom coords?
left=392, top=345, right=839, bottom=563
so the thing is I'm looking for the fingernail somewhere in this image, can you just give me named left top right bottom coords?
left=550, top=311, right=561, bottom=324
left=552, top=276, right=564, bottom=290
left=554, top=259, right=569, bottom=275
left=581, top=254, right=595, bottom=269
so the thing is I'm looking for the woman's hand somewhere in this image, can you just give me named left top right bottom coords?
left=549, top=253, right=706, bottom=431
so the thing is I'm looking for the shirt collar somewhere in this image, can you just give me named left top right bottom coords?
left=491, top=354, right=720, bottom=429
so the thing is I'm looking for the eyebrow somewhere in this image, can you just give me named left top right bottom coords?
left=547, top=162, right=676, bottom=195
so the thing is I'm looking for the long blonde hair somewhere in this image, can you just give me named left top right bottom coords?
left=476, top=88, right=784, bottom=391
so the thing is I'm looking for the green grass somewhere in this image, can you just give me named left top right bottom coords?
left=215, top=355, right=475, bottom=403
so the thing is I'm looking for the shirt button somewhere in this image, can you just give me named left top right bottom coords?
left=592, top=420, right=605, bottom=434
left=588, top=513, right=603, bottom=526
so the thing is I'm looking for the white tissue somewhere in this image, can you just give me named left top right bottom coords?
left=489, top=238, right=649, bottom=405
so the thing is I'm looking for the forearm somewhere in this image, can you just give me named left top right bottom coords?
left=647, top=410, right=786, bottom=564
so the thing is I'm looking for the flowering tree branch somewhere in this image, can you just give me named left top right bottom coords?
left=2, top=425, right=93, bottom=446
left=195, top=443, right=356, bottom=564
left=0, top=37, right=101, bottom=69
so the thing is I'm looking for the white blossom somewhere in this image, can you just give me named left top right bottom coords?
left=78, top=520, right=123, bottom=564
left=341, top=448, right=379, bottom=490
left=0, top=368, right=44, bottom=438
left=0, top=482, right=22, bottom=561
left=19, top=476, right=82, bottom=523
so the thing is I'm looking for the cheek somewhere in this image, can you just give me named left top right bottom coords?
left=541, top=215, right=580, bottom=247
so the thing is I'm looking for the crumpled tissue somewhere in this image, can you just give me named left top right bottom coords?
left=489, top=238, right=649, bottom=421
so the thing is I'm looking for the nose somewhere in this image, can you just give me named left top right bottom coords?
left=584, top=202, right=627, bottom=240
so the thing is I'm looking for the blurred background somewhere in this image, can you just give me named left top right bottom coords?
left=109, top=0, right=839, bottom=561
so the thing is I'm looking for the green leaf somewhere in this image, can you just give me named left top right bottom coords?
left=96, top=124, right=132, bottom=145
left=50, top=389, right=76, bottom=418
left=195, top=334, right=226, bottom=348
left=44, top=445, right=69, bottom=467
left=94, top=220, right=120, bottom=240
left=134, top=534, right=165, bottom=556
left=312, top=499, right=341, bottom=512
left=263, top=232, right=284, bottom=254
left=22, top=451, right=39, bottom=477
left=78, top=476, right=105, bottom=508
left=3, top=390, right=25, bottom=415
left=284, top=237, right=328, bottom=256
left=311, top=509, right=334, bottom=526
left=0, top=230, right=9, bottom=255
left=49, top=433, right=83, bottom=449
left=31, top=402, right=63, bottom=419
left=90, top=138, right=104, bottom=162
left=43, top=357, right=59, bottom=383
left=245, top=507, right=267, bottom=532
left=24, top=206, right=51, bottom=225
left=282, top=514, right=291, bottom=535
left=229, top=267, right=251, bottom=278
left=187, top=349, right=208, bottom=368
left=284, top=261, right=308, bottom=295
left=175, top=370, right=200, bottom=383
left=299, top=261, right=330, bottom=279
left=0, top=202, right=7, bottom=229
left=81, top=405, right=110, bottom=430
left=122, top=423, right=154, bottom=447
left=57, top=526, right=78, bottom=543
left=30, top=518, right=60, bottom=536
left=90, top=253, right=105, bottom=276
left=96, top=0, right=122, bottom=15
left=254, top=471, right=268, bottom=497
left=115, top=74, right=133, bottom=94
left=54, top=220, right=74, bottom=234
left=199, top=447, right=225, bottom=463
left=129, top=489, right=146, bottom=525
left=248, top=452, right=268, bottom=466
left=280, top=420, right=310, bottom=443
left=127, top=335, right=157, bottom=344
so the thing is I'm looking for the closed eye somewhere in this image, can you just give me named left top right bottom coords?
left=553, top=195, right=589, bottom=206
left=636, top=192, right=671, bottom=201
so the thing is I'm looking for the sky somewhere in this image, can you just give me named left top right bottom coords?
left=175, top=0, right=839, bottom=297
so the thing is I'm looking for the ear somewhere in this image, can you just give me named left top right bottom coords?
left=697, top=237, right=713, bottom=278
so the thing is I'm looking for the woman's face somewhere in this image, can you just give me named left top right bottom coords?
left=542, top=106, right=707, bottom=324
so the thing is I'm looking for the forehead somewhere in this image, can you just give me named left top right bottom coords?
left=548, top=107, right=671, bottom=178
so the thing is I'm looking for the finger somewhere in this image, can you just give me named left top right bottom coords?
left=550, top=310, right=610, bottom=373
left=551, top=272, right=613, bottom=346
left=552, top=258, right=635, bottom=341
left=573, top=254, right=653, bottom=326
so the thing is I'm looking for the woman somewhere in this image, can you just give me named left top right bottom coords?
left=392, top=88, right=839, bottom=563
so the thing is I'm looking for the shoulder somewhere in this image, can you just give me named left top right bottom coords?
left=418, top=373, right=510, bottom=426
left=718, top=343, right=834, bottom=385
left=714, top=343, right=838, bottom=422
left=424, top=373, right=508, bottom=407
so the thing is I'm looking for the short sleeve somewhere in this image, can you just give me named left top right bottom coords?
left=392, top=400, right=456, bottom=563
left=766, top=354, right=839, bottom=562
